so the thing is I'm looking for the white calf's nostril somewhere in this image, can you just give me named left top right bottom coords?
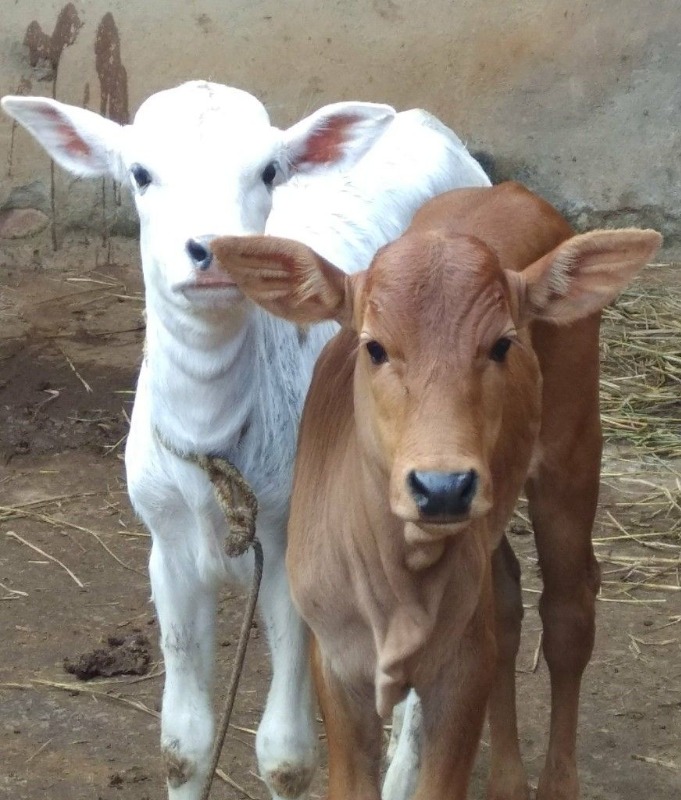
left=186, top=237, right=214, bottom=270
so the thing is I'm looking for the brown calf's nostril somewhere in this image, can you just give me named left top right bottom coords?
left=407, top=469, right=478, bottom=518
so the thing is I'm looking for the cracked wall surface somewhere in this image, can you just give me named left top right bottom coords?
left=1, top=0, right=680, bottom=254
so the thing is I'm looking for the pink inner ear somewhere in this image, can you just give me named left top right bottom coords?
left=42, top=105, right=91, bottom=158
left=60, top=124, right=91, bottom=157
left=299, top=114, right=360, bottom=165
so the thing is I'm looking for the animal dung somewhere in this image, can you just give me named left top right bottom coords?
left=63, top=633, right=151, bottom=680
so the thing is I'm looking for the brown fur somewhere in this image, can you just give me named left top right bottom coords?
left=211, top=182, right=661, bottom=799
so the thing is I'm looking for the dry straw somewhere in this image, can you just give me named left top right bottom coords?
left=594, top=272, right=681, bottom=597
left=600, top=279, right=681, bottom=459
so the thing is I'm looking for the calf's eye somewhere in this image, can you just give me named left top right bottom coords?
left=130, top=163, right=152, bottom=192
left=366, top=340, right=388, bottom=365
left=261, top=162, right=277, bottom=187
left=490, top=337, right=512, bottom=363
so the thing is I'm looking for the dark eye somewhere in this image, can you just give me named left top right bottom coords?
left=490, top=337, right=512, bottom=363
left=261, top=162, right=277, bottom=187
left=131, top=163, right=152, bottom=192
left=366, top=340, right=388, bottom=365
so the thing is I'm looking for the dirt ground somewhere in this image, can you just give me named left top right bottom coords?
left=1, top=236, right=680, bottom=800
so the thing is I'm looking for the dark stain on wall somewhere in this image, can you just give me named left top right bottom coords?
left=24, top=3, right=83, bottom=92
left=14, top=6, right=129, bottom=254
left=95, top=13, right=129, bottom=252
left=95, top=13, right=129, bottom=125
left=6, top=77, right=32, bottom=177
left=22, top=4, right=84, bottom=250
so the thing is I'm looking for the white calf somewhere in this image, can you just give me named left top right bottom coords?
left=2, top=80, right=489, bottom=800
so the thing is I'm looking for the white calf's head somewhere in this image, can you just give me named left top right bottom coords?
left=2, top=81, right=394, bottom=311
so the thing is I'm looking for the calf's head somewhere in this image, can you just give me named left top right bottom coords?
left=211, top=225, right=659, bottom=528
left=2, top=81, right=394, bottom=311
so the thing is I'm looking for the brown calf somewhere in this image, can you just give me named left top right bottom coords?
left=211, top=182, right=661, bottom=800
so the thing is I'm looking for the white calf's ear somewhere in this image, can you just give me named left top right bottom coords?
left=283, top=101, right=395, bottom=174
left=518, top=228, right=662, bottom=324
left=1, top=96, right=125, bottom=180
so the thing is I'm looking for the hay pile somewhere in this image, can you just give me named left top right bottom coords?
left=595, top=271, right=681, bottom=597
left=600, top=280, right=681, bottom=458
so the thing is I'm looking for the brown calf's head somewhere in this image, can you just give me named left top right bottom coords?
left=210, top=224, right=660, bottom=532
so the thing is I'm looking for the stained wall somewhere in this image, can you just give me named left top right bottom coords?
left=1, top=1, right=679, bottom=252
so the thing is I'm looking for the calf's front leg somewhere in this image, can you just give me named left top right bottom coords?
left=149, top=534, right=218, bottom=800
left=411, top=594, right=496, bottom=800
left=486, top=537, right=529, bottom=800
left=313, top=639, right=384, bottom=800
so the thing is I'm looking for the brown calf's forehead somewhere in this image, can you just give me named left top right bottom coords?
left=363, top=232, right=513, bottom=354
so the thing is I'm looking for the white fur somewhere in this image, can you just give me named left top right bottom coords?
left=383, top=690, right=422, bottom=800
left=2, top=81, right=489, bottom=800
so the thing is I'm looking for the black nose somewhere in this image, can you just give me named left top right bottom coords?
left=407, top=470, right=478, bottom=518
left=186, top=237, right=213, bottom=270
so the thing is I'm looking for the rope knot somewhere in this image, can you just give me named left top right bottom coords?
left=154, top=428, right=258, bottom=558
left=197, top=454, right=258, bottom=558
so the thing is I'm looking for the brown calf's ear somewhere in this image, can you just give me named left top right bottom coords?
left=517, top=228, right=662, bottom=324
left=210, top=235, right=353, bottom=326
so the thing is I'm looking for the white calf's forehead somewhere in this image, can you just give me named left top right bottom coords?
left=134, top=81, right=271, bottom=128
left=124, top=81, right=280, bottom=177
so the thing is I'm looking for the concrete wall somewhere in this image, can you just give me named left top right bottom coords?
left=1, top=0, right=680, bottom=253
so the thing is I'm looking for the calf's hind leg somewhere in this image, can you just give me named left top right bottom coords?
left=382, top=690, right=422, bottom=800
left=256, top=536, right=318, bottom=800
left=527, top=317, right=602, bottom=800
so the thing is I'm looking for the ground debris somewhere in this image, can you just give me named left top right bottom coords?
left=63, top=633, right=151, bottom=680
left=109, top=765, right=151, bottom=787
